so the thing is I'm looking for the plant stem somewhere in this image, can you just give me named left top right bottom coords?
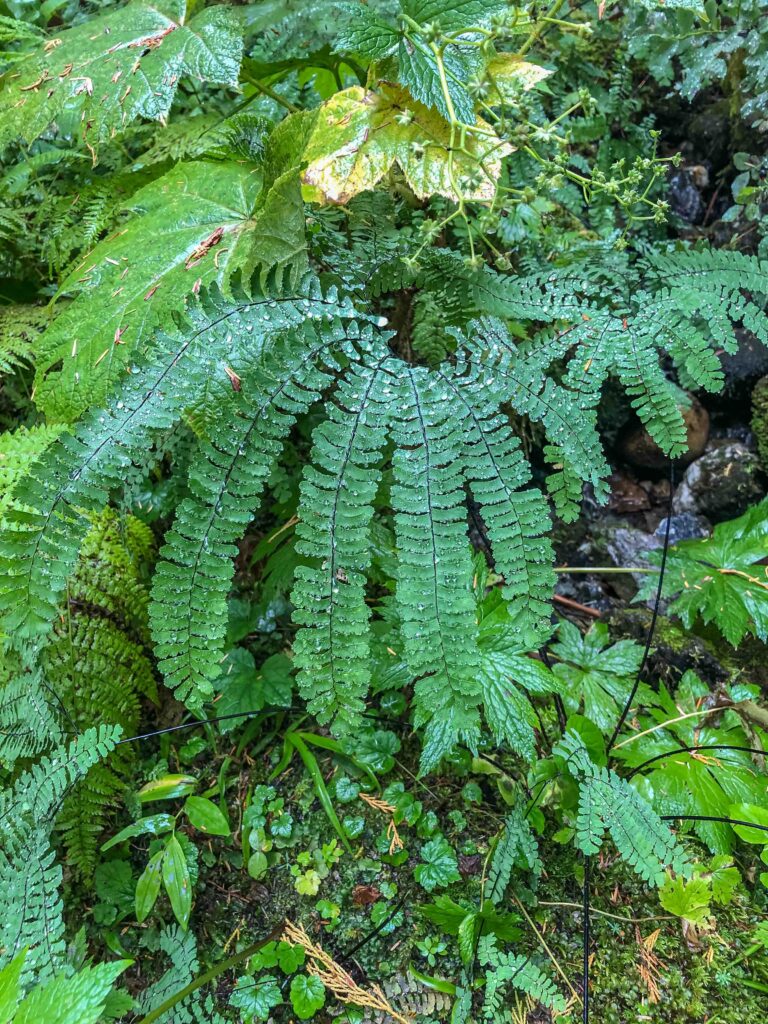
left=555, top=566, right=661, bottom=574
left=136, top=922, right=285, bottom=1024
left=511, top=893, right=582, bottom=1004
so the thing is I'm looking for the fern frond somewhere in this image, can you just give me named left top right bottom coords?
left=0, top=726, right=121, bottom=979
left=293, top=348, right=392, bottom=729
left=560, top=733, right=689, bottom=886
left=0, top=281, right=363, bottom=642
left=43, top=509, right=155, bottom=874
left=477, top=935, right=567, bottom=1015
left=435, top=354, right=555, bottom=637
left=151, top=322, right=380, bottom=708
left=389, top=362, right=483, bottom=773
left=486, top=802, right=542, bottom=906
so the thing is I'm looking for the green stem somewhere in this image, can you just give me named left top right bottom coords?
left=239, top=70, right=298, bottom=113
left=136, top=922, right=285, bottom=1024
left=517, top=0, right=567, bottom=56
left=555, top=566, right=660, bottom=574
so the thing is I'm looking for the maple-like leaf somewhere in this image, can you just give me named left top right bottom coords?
left=639, top=499, right=768, bottom=645
left=0, top=0, right=242, bottom=158
left=301, top=84, right=511, bottom=205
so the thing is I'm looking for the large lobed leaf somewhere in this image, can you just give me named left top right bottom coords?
left=0, top=0, right=242, bottom=156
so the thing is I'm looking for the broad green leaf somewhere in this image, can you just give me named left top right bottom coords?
left=414, top=835, right=461, bottom=892
left=641, top=499, right=768, bottom=646
left=334, top=4, right=399, bottom=59
left=247, top=851, right=269, bottom=880
left=34, top=160, right=263, bottom=420
left=184, top=796, right=231, bottom=836
left=659, top=874, right=711, bottom=923
left=0, top=0, right=243, bottom=156
left=162, top=835, right=192, bottom=929
left=396, top=32, right=480, bottom=125
left=552, top=621, right=645, bottom=735
left=101, top=814, right=176, bottom=850
left=457, top=912, right=479, bottom=966
left=137, top=775, right=197, bottom=803
left=477, top=626, right=560, bottom=760
left=729, top=802, right=768, bottom=844
left=135, top=850, right=164, bottom=923
left=215, top=650, right=293, bottom=729
left=0, top=951, right=25, bottom=1024
left=708, top=857, right=740, bottom=905
left=289, top=974, right=326, bottom=1020
left=401, top=0, right=509, bottom=27
left=301, top=84, right=511, bottom=205
left=229, top=974, right=282, bottom=1022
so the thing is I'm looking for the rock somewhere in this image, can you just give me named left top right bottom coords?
left=619, top=395, right=710, bottom=470
left=647, top=478, right=672, bottom=505
left=667, top=168, right=705, bottom=223
left=673, top=442, right=766, bottom=522
left=752, top=375, right=768, bottom=471
left=604, top=526, right=661, bottom=569
left=720, top=330, right=768, bottom=401
left=654, top=512, right=711, bottom=545
left=607, top=473, right=651, bottom=513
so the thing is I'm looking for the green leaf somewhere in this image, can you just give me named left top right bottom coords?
left=184, top=796, right=231, bottom=836
left=0, top=950, right=25, bottom=1024
left=659, top=874, right=712, bottom=924
left=334, top=5, right=399, bottom=59
left=641, top=499, right=768, bottom=646
left=708, top=857, right=740, bottom=905
left=137, top=775, right=197, bottom=803
left=34, top=160, right=264, bottom=420
left=552, top=621, right=644, bottom=735
left=290, top=974, right=326, bottom=1020
left=215, top=650, right=293, bottom=728
left=301, top=84, right=511, bottom=205
left=0, top=0, right=243, bottom=156
left=135, top=850, right=164, bottom=924
left=277, top=942, right=306, bottom=974
left=162, top=835, right=192, bottom=929
left=247, top=852, right=269, bottom=880
left=101, top=814, right=176, bottom=850
left=456, top=912, right=479, bottom=967
left=229, top=973, right=282, bottom=1022
left=414, top=835, right=461, bottom=892
left=729, top=803, right=768, bottom=844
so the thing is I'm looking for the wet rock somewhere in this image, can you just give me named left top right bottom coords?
left=752, top=375, right=768, bottom=471
left=720, top=330, right=768, bottom=401
left=607, top=473, right=651, bottom=513
left=604, top=526, right=661, bottom=569
left=619, top=396, right=709, bottom=470
left=673, top=442, right=766, bottom=522
left=668, top=168, right=705, bottom=223
left=654, top=512, right=711, bottom=545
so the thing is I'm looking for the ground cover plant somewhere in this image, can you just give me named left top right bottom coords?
left=1, top=1, right=768, bottom=1022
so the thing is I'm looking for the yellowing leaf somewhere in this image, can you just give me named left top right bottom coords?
left=485, top=55, right=553, bottom=104
left=301, top=85, right=512, bottom=206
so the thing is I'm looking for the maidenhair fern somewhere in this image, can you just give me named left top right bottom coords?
left=477, top=935, right=567, bottom=1016
left=558, top=732, right=690, bottom=886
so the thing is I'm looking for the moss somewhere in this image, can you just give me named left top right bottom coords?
left=751, top=375, right=768, bottom=472
left=535, top=844, right=768, bottom=1024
